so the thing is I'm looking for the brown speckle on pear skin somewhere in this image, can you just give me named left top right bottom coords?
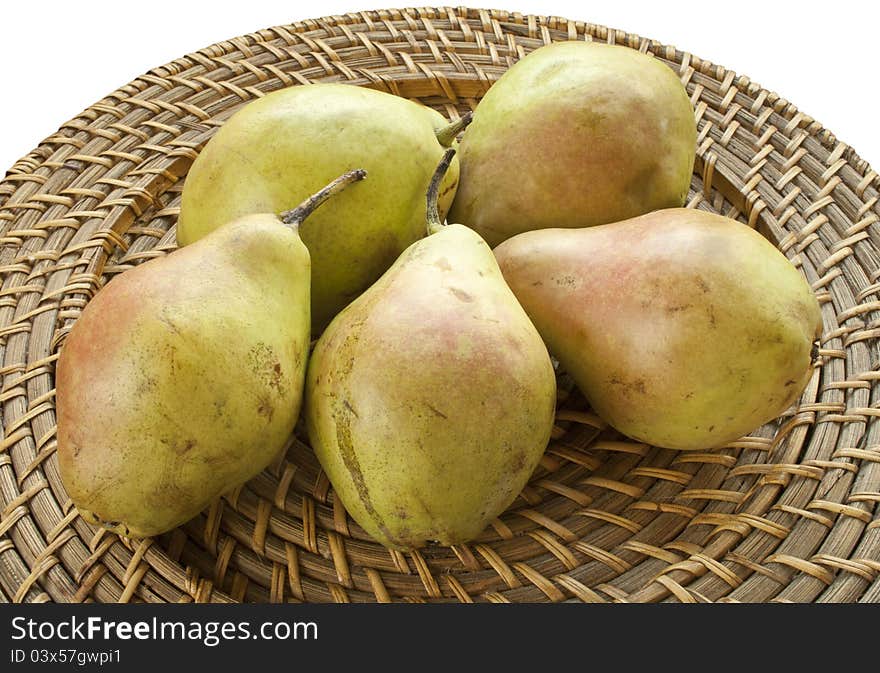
left=448, top=287, right=474, bottom=302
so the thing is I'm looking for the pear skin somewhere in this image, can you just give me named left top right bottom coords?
left=57, top=171, right=364, bottom=538
left=494, top=208, right=823, bottom=451
left=305, top=151, right=557, bottom=550
left=177, top=83, right=463, bottom=333
left=450, top=41, right=696, bottom=247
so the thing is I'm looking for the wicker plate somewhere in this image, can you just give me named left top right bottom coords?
left=2, top=7, right=879, bottom=604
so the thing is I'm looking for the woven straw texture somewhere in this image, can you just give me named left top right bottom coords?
left=2, top=7, right=879, bottom=604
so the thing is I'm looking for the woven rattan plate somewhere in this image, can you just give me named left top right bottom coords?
left=2, top=7, right=879, bottom=604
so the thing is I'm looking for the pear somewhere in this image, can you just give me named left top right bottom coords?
left=449, top=41, right=697, bottom=247
left=494, top=208, right=823, bottom=451
left=177, top=83, right=468, bottom=333
left=304, top=149, right=557, bottom=550
left=56, top=170, right=366, bottom=538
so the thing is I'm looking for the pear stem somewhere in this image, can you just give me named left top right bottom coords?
left=426, top=148, right=456, bottom=236
left=280, top=169, right=367, bottom=228
left=434, top=111, right=473, bottom=147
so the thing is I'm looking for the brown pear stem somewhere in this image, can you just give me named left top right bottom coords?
left=434, top=111, right=473, bottom=147
left=426, top=148, right=456, bottom=236
left=280, top=169, right=367, bottom=228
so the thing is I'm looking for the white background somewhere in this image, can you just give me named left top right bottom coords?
left=0, top=1, right=878, bottom=172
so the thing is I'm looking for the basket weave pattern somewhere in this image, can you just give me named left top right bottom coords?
left=1, top=7, right=879, bottom=603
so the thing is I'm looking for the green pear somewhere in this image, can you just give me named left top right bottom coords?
left=56, top=170, right=366, bottom=538
left=494, top=208, right=823, bottom=451
left=177, top=83, right=467, bottom=333
left=304, top=150, right=557, bottom=550
left=450, top=41, right=697, bottom=247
